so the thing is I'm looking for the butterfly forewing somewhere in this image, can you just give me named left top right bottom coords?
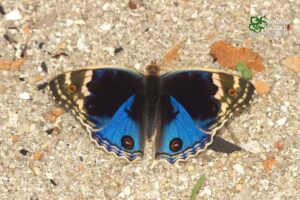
left=49, top=67, right=145, bottom=162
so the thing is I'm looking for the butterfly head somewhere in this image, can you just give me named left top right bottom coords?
left=146, top=61, right=160, bottom=76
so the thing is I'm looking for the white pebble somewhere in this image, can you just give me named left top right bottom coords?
left=124, top=186, right=131, bottom=196
left=19, top=92, right=31, bottom=100
left=200, top=187, right=212, bottom=196
left=5, top=9, right=22, bottom=21
left=76, top=35, right=87, bottom=51
left=241, top=140, right=261, bottom=153
left=233, top=164, right=245, bottom=175
left=293, top=18, right=300, bottom=24
left=280, top=105, right=288, bottom=112
left=66, top=19, right=74, bottom=27
left=267, top=120, right=274, bottom=127
left=276, top=117, right=287, bottom=126
left=104, top=187, right=118, bottom=198
left=100, top=23, right=113, bottom=31
left=102, top=3, right=110, bottom=10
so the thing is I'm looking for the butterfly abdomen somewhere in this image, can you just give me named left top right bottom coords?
left=143, top=75, right=161, bottom=140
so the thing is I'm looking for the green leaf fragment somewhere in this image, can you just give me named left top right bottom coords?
left=235, top=62, right=253, bottom=80
left=241, top=69, right=253, bottom=80
left=190, top=175, right=206, bottom=200
left=236, top=62, right=247, bottom=72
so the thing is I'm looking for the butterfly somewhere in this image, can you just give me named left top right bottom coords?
left=49, top=62, right=254, bottom=164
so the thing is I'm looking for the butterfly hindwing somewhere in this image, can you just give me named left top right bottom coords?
left=155, top=69, right=254, bottom=163
left=155, top=95, right=211, bottom=164
left=49, top=67, right=145, bottom=161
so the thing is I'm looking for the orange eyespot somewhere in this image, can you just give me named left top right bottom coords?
left=169, top=138, right=183, bottom=152
left=228, top=88, right=237, bottom=97
left=67, top=84, right=77, bottom=93
left=121, top=135, right=134, bottom=150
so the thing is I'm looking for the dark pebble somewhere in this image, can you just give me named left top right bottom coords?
left=51, top=52, right=69, bottom=58
left=37, top=82, right=48, bottom=90
left=0, top=5, right=5, bottom=15
left=41, top=62, right=48, bottom=73
left=19, top=149, right=30, bottom=155
left=50, top=179, right=57, bottom=186
left=38, top=42, right=45, bottom=49
left=114, top=47, right=123, bottom=54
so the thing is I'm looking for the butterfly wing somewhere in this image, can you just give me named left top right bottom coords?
left=49, top=67, right=145, bottom=162
left=155, top=94, right=211, bottom=164
left=155, top=69, right=254, bottom=163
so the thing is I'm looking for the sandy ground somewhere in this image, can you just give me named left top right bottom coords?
left=0, top=0, right=300, bottom=199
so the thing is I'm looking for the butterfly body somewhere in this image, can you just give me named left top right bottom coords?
left=49, top=63, right=254, bottom=164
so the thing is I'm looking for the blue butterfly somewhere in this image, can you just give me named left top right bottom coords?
left=49, top=62, right=254, bottom=164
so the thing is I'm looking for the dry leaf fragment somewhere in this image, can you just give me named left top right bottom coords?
left=275, top=141, right=285, bottom=152
left=35, top=74, right=44, bottom=82
left=51, top=107, right=65, bottom=117
left=128, top=1, right=137, bottom=9
left=254, top=80, right=270, bottom=95
left=282, top=55, right=300, bottom=73
left=262, top=157, right=277, bottom=172
left=46, top=107, right=65, bottom=122
left=163, top=40, right=185, bottom=66
left=0, top=58, right=26, bottom=71
left=11, top=135, right=19, bottom=143
left=210, top=40, right=264, bottom=72
left=33, top=151, right=44, bottom=161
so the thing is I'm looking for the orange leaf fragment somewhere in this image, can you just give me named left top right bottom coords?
left=163, top=40, right=185, bottom=66
left=35, top=74, right=44, bottom=82
left=282, top=55, right=300, bottom=73
left=0, top=59, right=26, bottom=71
left=254, top=80, right=270, bottom=95
left=128, top=1, right=137, bottom=9
left=46, top=107, right=65, bottom=122
left=22, top=24, right=30, bottom=35
left=210, top=40, right=264, bottom=72
left=51, top=107, right=65, bottom=117
left=262, top=157, right=277, bottom=172
left=275, top=140, right=285, bottom=152
left=11, top=135, right=19, bottom=143
left=33, top=151, right=44, bottom=161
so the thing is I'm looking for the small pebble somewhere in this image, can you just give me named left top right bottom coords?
left=46, top=127, right=60, bottom=135
left=39, top=62, right=48, bottom=73
left=114, top=47, right=123, bottom=54
left=37, top=82, right=48, bottom=90
left=19, top=92, right=31, bottom=100
left=5, top=9, right=22, bottom=20
left=105, top=187, right=118, bottom=198
left=77, top=35, right=87, bottom=51
left=0, top=5, right=6, bottom=15
left=50, top=179, right=57, bottom=186
left=233, top=164, right=245, bottom=175
left=100, top=23, right=113, bottom=31
left=276, top=117, right=287, bottom=126
left=241, top=140, right=261, bottom=153
left=102, top=2, right=109, bottom=10
left=20, top=149, right=30, bottom=155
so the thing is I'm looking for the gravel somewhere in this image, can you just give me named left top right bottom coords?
left=0, top=1, right=299, bottom=199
